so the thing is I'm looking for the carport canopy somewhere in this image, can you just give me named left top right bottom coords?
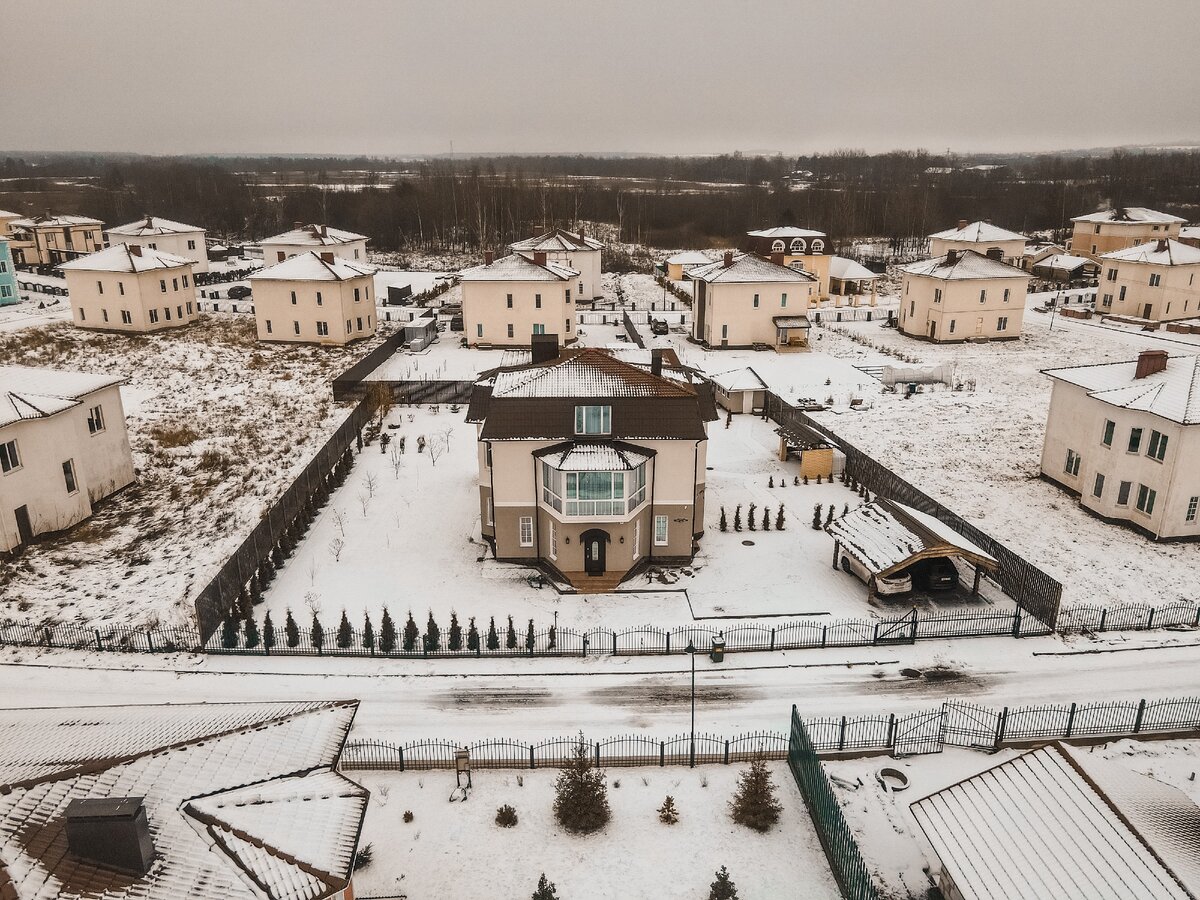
left=825, top=498, right=999, bottom=583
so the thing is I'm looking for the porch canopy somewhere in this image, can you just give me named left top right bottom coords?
left=825, top=498, right=998, bottom=590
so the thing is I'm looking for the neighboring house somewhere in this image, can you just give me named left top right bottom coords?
left=927, top=219, right=1028, bottom=264
left=1041, top=349, right=1200, bottom=540
left=912, top=742, right=1200, bottom=900
left=1020, top=241, right=1068, bottom=272
left=1180, top=225, right=1200, bottom=249
left=745, top=227, right=831, bottom=299
left=60, top=244, right=199, bottom=332
left=1095, top=239, right=1200, bottom=321
left=0, top=700, right=368, bottom=900
left=260, top=223, right=369, bottom=264
left=710, top=366, right=768, bottom=414
left=1031, top=253, right=1100, bottom=284
left=106, top=215, right=210, bottom=272
left=1067, top=207, right=1185, bottom=261
left=509, top=227, right=603, bottom=301
left=0, top=365, right=134, bottom=553
left=664, top=250, right=712, bottom=281
left=898, top=249, right=1030, bottom=342
left=249, top=251, right=377, bottom=345
left=8, top=214, right=105, bottom=266
left=0, top=238, right=17, bottom=306
left=467, top=339, right=717, bottom=589
left=459, top=251, right=579, bottom=347
left=0, top=209, right=21, bottom=238
left=688, top=252, right=818, bottom=350
left=827, top=256, right=881, bottom=306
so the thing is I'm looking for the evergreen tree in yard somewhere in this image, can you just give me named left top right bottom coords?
left=236, top=587, right=253, bottom=621
left=221, top=615, right=240, bottom=649
left=776, top=505, right=786, bottom=530
left=467, top=616, right=480, bottom=653
left=243, top=616, right=260, bottom=649
left=768, top=475, right=774, bottom=488
left=548, top=623, right=557, bottom=650
left=311, top=613, right=325, bottom=653
left=553, top=732, right=610, bottom=834
left=525, top=618, right=536, bottom=653
left=708, top=866, right=739, bottom=900
left=402, top=612, right=419, bottom=652
left=812, top=504, right=823, bottom=530
left=762, top=507, right=770, bottom=531
left=802, top=474, right=808, bottom=485
left=733, top=505, right=742, bottom=532
left=362, top=612, right=375, bottom=652
left=337, top=610, right=353, bottom=649
left=262, top=612, right=276, bottom=651
left=531, top=874, right=560, bottom=900
left=448, top=612, right=463, bottom=651
left=825, top=505, right=834, bottom=526
left=506, top=615, right=518, bottom=650
left=747, top=503, right=757, bottom=531
left=380, top=607, right=397, bottom=654
left=425, top=611, right=441, bottom=652
left=730, top=759, right=782, bottom=833
left=719, top=507, right=728, bottom=532
left=285, top=609, right=300, bottom=648
left=843, top=503, right=851, bottom=518
left=487, top=616, right=500, bottom=651
left=658, top=795, right=679, bottom=824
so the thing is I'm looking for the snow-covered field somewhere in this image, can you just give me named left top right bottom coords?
left=350, top=762, right=841, bottom=900
left=0, top=316, right=382, bottom=628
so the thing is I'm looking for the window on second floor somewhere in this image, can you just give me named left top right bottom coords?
left=1150, top=273, right=1162, bottom=287
left=1147, top=429, right=1168, bottom=462
left=87, top=404, right=104, bottom=434
left=1101, top=419, right=1115, bottom=446
left=575, top=405, right=611, bottom=435
left=1064, top=448, right=1081, bottom=476
left=0, top=439, right=19, bottom=473
left=1128, top=427, right=1143, bottom=453
left=1136, top=483, right=1157, bottom=515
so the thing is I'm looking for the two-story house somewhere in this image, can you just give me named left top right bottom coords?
left=460, top=251, right=579, bottom=347
left=1095, top=239, right=1200, bottom=321
left=509, top=228, right=603, bottom=301
left=467, top=338, right=717, bottom=589
left=60, top=244, right=199, bottom=332
left=248, top=251, right=377, bottom=345
left=745, top=227, right=831, bottom=299
left=688, top=252, right=818, bottom=350
left=0, top=239, right=17, bottom=307
left=1067, top=207, right=1185, bottom=261
left=928, top=220, right=1028, bottom=265
left=8, top=214, right=105, bottom=266
left=259, top=223, right=369, bottom=265
left=106, top=215, right=210, bottom=272
left=898, top=249, right=1030, bottom=342
left=1041, top=350, right=1200, bottom=540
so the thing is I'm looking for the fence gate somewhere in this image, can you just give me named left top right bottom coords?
left=892, top=708, right=945, bottom=756
left=943, top=701, right=1002, bottom=750
left=873, top=610, right=917, bottom=645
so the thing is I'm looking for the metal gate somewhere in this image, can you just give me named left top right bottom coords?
left=892, top=707, right=945, bottom=756
left=943, top=701, right=1002, bottom=750
left=873, top=609, right=917, bottom=645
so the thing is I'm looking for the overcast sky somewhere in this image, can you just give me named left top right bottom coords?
left=5, top=0, right=1199, bottom=158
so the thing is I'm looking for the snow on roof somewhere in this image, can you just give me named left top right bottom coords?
left=1102, top=239, right=1200, bottom=266
left=664, top=250, right=713, bottom=265
left=491, top=348, right=695, bottom=399
left=0, top=700, right=367, bottom=900
left=825, top=498, right=997, bottom=578
left=1023, top=242, right=1066, bottom=257
left=746, top=226, right=827, bottom=238
left=710, top=367, right=768, bottom=393
left=828, top=256, right=880, bottom=281
left=59, top=243, right=193, bottom=273
left=1043, top=354, right=1200, bottom=425
left=535, top=440, right=654, bottom=471
left=910, top=743, right=1200, bottom=900
left=1032, top=253, right=1095, bottom=272
left=107, top=216, right=204, bottom=237
left=10, top=214, right=103, bottom=228
left=772, top=315, right=812, bottom=328
left=249, top=250, right=376, bottom=282
left=0, top=365, right=124, bottom=428
left=1071, top=207, right=1187, bottom=225
left=1181, top=225, right=1200, bottom=239
left=928, top=220, right=1028, bottom=243
left=260, top=224, right=368, bottom=246
left=458, top=252, right=578, bottom=282
left=688, top=254, right=819, bottom=284
left=901, top=249, right=1029, bottom=281
left=510, top=228, right=603, bottom=252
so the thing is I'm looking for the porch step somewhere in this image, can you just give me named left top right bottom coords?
left=560, top=571, right=628, bottom=593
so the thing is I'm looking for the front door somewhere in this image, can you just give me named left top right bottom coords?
left=1143, top=303, right=1153, bottom=319
left=929, top=320, right=937, bottom=339
left=13, top=505, right=33, bottom=546
left=581, top=529, right=608, bottom=576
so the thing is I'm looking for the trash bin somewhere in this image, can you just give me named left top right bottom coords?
left=710, top=635, right=725, bottom=663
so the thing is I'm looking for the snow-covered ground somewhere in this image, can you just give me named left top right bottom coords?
left=0, top=294, right=72, bottom=332
left=350, top=762, right=840, bottom=900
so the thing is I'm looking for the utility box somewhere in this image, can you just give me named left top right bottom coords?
left=710, top=635, right=726, bottom=663
left=65, top=797, right=155, bottom=875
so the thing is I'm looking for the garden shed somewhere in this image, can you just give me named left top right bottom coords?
left=710, top=366, right=768, bottom=414
left=825, top=498, right=998, bottom=595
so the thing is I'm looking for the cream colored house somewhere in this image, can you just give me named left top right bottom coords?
left=898, top=249, right=1030, bottom=342
left=259, top=223, right=369, bottom=265
left=827, top=256, right=880, bottom=306
left=0, top=366, right=134, bottom=552
left=1041, top=350, right=1200, bottom=540
left=1020, top=242, right=1068, bottom=272
left=106, top=215, right=209, bottom=272
left=928, top=220, right=1028, bottom=264
left=459, top=251, right=579, bottom=347
left=510, top=228, right=603, bottom=300
left=710, top=366, right=768, bottom=414
left=745, top=227, right=831, bottom=299
left=8, top=214, right=104, bottom=266
left=688, top=252, right=818, bottom=350
left=1067, top=207, right=1185, bottom=261
left=664, top=250, right=711, bottom=281
left=60, top=244, right=199, bottom=332
left=467, top=340, right=717, bottom=589
left=248, top=251, right=377, bottom=345
left=0, top=210, right=21, bottom=238
left=1180, top=225, right=1200, bottom=249
left=1096, top=239, right=1200, bottom=322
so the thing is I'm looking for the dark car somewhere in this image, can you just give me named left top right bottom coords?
left=913, top=557, right=958, bottom=591
left=650, top=317, right=669, bottom=335
left=227, top=285, right=252, bottom=300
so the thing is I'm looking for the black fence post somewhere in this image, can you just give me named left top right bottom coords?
left=146, top=631, right=154, bottom=653
left=724, top=740, right=730, bottom=765
left=838, top=716, right=847, bottom=752
left=398, top=747, right=405, bottom=772
left=887, top=713, right=896, bottom=748
left=659, top=742, right=665, bottom=767
left=530, top=747, right=536, bottom=769
left=995, top=707, right=1008, bottom=749
left=1133, top=699, right=1147, bottom=733
left=94, top=629, right=103, bottom=651
left=595, top=742, right=601, bottom=768
left=1065, top=702, right=1078, bottom=738
left=1099, top=608, right=1108, bottom=632
left=770, top=628, right=776, bottom=651
left=665, top=632, right=670, bottom=654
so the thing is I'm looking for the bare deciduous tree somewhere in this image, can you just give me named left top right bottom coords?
left=357, top=492, right=370, bottom=517
left=426, top=433, right=448, bottom=467
left=331, top=508, right=347, bottom=537
left=389, top=447, right=403, bottom=479
left=363, top=473, right=378, bottom=499
left=328, top=537, right=345, bottom=562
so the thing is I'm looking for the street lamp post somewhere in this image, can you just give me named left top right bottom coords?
left=686, top=640, right=696, bottom=768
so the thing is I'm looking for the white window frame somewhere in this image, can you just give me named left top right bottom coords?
left=0, top=439, right=20, bottom=474
left=1187, top=496, right=1198, bottom=523
left=63, top=458, right=78, bottom=495
left=574, top=405, right=612, bottom=436
left=519, top=515, right=534, bottom=547
left=654, top=515, right=669, bottom=546
left=1135, top=484, right=1156, bottom=516
left=1147, top=430, right=1168, bottom=462
left=549, top=521, right=558, bottom=560
left=87, top=404, right=105, bottom=434
left=633, top=519, right=641, bottom=561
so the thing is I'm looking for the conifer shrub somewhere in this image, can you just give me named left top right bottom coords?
left=553, top=732, right=610, bottom=834
left=495, top=804, right=519, bottom=827
left=730, top=759, right=782, bottom=833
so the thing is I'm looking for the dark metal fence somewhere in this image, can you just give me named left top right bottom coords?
left=765, top=391, right=1064, bottom=628
left=622, top=310, right=646, bottom=347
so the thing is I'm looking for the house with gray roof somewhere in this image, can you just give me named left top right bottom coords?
left=1097, top=239, right=1200, bottom=322
left=687, top=252, right=819, bottom=350
left=459, top=251, right=581, bottom=348
left=510, top=227, right=603, bottom=300
left=107, top=215, right=209, bottom=272
left=898, top=248, right=1030, bottom=342
left=1068, top=207, right=1186, bottom=261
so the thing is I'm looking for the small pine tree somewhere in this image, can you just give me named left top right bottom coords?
left=812, top=504, right=823, bottom=530
left=425, top=611, right=441, bottom=652
left=311, top=613, right=325, bottom=652
left=403, top=611, right=419, bottom=652
left=776, top=505, right=786, bottom=530
left=467, top=616, right=480, bottom=653
left=863, top=490, right=871, bottom=503
left=506, top=615, right=518, bottom=650
left=825, top=505, right=834, bottom=526
left=285, top=610, right=300, bottom=648
left=709, top=866, right=740, bottom=900
left=658, top=795, right=679, bottom=824
left=262, top=612, right=276, bottom=651
left=553, top=732, right=610, bottom=834
left=719, top=507, right=728, bottom=532
left=768, top=475, right=774, bottom=488
left=495, top=804, right=519, bottom=827
left=221, top=615, right=240, bottom=649
left=487, top=616, right=500, bottom=651
left=243, top=616, right=260, bottom=649
left=448, top=612, right=463, bottom=651
left=762, top=507, right=770, bottom=531
left=337, top=610, right=353, bottom=649
left=747, top=503, right=757, bottom=531
left=843, top=503, right=850, bottom=517
left=794, top=475, right=800, bottom=485
left=380, top=607, right=397, bottom=654
left=525, top=618, right=536, bottom=653
left=532, top=874, right=560, bottom=900
left=249, top=574, right=263, bottom=605
left=816, top=473, right=823, bottom=484
left=733, top=505, right=742, bottom=532
left=363, top=612, right=376, bottom=652
left=236, top=587, right=253, bottom=621
left=548, top=623, right=557, bottom=650
left=730, top=759, right=782, bottom=833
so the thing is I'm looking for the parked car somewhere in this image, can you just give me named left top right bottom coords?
left=650, top=317, right=669, bottom=335
left=839, top=552, right=912, bottom=596
left=227, top=285, right=252, bottom=300
left=910, top=556, right=959, bottom=591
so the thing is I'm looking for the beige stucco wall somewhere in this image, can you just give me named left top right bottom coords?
left=898, top=271, right=1029, bottom=341
left=11, top=224, right=104, bottom=266
left=929, top=237, right=1026, bottom=264
left=253, top=274, right=376, bottom=345
left=461, top=279, right=575, bottom=346
left=1096, top=259, right=1200, bottom=322
left=106, top=230, right=209, bottom=273
left=0, top=382, right=134, bottom=552
left=1040, top=379, right=1200, bottom=539
left=535, top=248, right=601, bottom=301
left=66, top=264, right=199, bottom=332
left=261, top=239, right=369, bottom=265
left=692, top=280, right=815, bottom=347
left=0, top=212, right=21, bottom=238
left=1068, top=221, right=1182, bottom=260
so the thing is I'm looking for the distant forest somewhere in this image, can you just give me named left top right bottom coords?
left=1, top=149, right=1198, bottom=254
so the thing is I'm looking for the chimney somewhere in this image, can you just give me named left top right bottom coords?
left=945, top=249, right=959, bottom=265
left=530, top=332, right=559, bottom=363
left=651, top=348, right=663, bottom=377
left=578, top=225, right=585, bottom=241
left=484, top=249, right=494, bottom=265
left=1135, top=349, right=1168, bottom=379
left=723, top=251, right=734, bottom=268
left=320, top=251, right=334, bottom=263
left=986, top=247, right=1003, bottom=260
left=531, top=225, right=539, bottom=238
left=320, top=225, right=328, bottom=237
left=533, top=251, right=548, bottom=266
left=128, top=244, right=142, bottom=257
left=770, top=251, right=785, bottom=267
left=66, top=797, right=155, bottom=876
left=957, top=219, right=968, bottom=230
left=1157, top=239, right=1169, bottom=253
left=294, top=221, right=303, bottom=230
left=144, top=214, right=153, bottom=228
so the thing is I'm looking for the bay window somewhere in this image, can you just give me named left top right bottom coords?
left=541, top=460, right=649, bottom=517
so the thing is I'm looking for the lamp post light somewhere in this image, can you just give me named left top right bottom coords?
left=686, top=640, right=696, bottom=768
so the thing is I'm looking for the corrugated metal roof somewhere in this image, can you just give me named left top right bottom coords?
left=510, top=228, right=603, bottom=252
left=664, top=251, right=712, bottom=265
left=59, top=244, right=193, bottom=273
left=829, top=256, right=880, bottom=281
left=534, top=440, right=654, bottom=471
left=492, top=349, right=696, bottom=399
left=688, top=254, right=818, bottom=285
left=458, top=252, right=577, bottom=282
left=260, top=225, right=368, bottom=246
left=928, top=220, right=1028, bottom=243
left=710, top=367, right=768, bottom=393
left=1032, top=253, right=1095, bottom=272
left=901, top=249, right=1029, bottom=281
left=1071, top=208, right=1186, bottom=225
left=1102, top=239, right=1200, bottom=266
left=1043, top=355, right=1200, bottom=425
left=249, top=251, right=375, bottom=282
left=0, top=366, right=124, bottom=429
left=746, top=227, right=827, bottom=238
left=107, top=216, right=204, bottom=237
